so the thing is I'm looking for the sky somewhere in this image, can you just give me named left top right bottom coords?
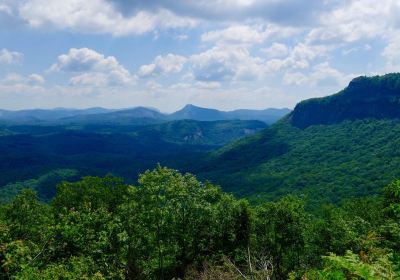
left=0, top=0, right=399, bottom=112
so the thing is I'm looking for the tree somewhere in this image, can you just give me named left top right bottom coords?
left=253, top=196, right=308, bottom=279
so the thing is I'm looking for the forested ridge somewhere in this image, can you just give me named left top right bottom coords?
left=195, top=74, right=400, bottom=206
left=2, top=74, right=400, bottom=279
left=1, top=166, right=400, bottom=279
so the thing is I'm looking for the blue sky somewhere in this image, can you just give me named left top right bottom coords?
left=0, top=0, right=399, bottom=112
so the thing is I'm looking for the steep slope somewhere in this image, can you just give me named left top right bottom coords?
left=290, top=73, right=400, bottom=128
left=194, top=73, right=400, bottom=206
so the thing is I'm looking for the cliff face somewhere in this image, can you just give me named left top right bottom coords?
left=289, top=73, right=400, bottom=128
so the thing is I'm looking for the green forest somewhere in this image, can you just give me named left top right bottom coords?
left=196, top=119, right=400, bottom=207
left=2, top=74, right=400, bottom=279
left=1, top=166, right=400, bottom=279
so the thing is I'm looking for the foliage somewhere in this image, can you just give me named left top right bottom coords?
left=1, top=167, right=400, bottom=279
left=196, top=119, right=400, bottom=207
left=302, top=251, right=399, bottom=280
left=0, top=169, right=78, bottom=204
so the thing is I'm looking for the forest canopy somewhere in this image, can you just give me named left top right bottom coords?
left=1, top=166, right=399, bottom=279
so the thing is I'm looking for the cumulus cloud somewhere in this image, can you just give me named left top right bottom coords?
left=138, top=54, right=187, bottom=77
left=262, top=43, right=289, bottom=58
left=283, top=62, right=354, bottom=89
left=265, top=43, right=332, bottom=72
left=283, top=72, right=308, bottom=86
left=190, top=46, right=265, bottom=82
left=306, top=0, right=393, bottom=44
left=0, top=4, right=12, bottom=15
left=51, top=48, right=135, bottom=86
left=382, top=34, right=400, bottom=72
left=28, top=74, right=45, bottom=85
left=194, top=81, right=222, bottom=90
left=18, top=0, right=197, bottom=36
left=2, top=0, right=352, bottom=36
left=1, top=73, right=24, bottom=84
left=0, top=49, right=23, bottom=65
left=107, top=0, right=335, bottom=25
left=201, top=24, right=299, bottom=47
left=3, top=0, right=400, bottom=110
left=0, top=73, right=45, bottom=89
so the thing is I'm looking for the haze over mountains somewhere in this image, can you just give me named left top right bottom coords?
left=0, top=105, right=291, bottom=125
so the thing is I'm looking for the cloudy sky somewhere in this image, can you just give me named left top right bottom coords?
left=0, top=0, right=399, bottom=111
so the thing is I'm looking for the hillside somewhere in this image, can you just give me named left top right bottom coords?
left=195, top=73, right=400, bottom=206
left=0, top=119, right=265, bottom=200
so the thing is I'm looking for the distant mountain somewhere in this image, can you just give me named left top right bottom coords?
left=59, top=107, right=167, bottom=125
left=0, top=105, right=290, bottom=125
left=193, top=73, right=400, bottom=206
left=290, top=73, right=400, bottom=128
left=169, top=104, right=226, bottom=121
left=0, top=107, right=116, bottom=124
left=169, top=104, right=290, bottom=124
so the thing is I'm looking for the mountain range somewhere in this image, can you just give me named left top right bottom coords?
left=2, top=73, right=400, bottom=207
left=0, top=105, right=291, bottom=125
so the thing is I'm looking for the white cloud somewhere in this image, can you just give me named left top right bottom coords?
left=1, top=73, right=24, bottom=84
left=69, top=73, right=109, bottom=87
left=28, top=74, right=45, bottom=85
left=18, top=0, right=197, bottom=36
left=0, top=73, right=47, bottom=104
left=307, top=0, right=392, bottom=44
left=2, top=72, right=45, bottom=85
left=138, top=54, right=187, bottom=77
left=201, top=25, right=266, bottom=45
left=261, top=43, right=289, bottom=58
left=105, top=0, right=334, bottom=26
left=51, top=48, right=135, bottom=86
left=190, top=46, right=265, bottom=82
left=0, top=49, right=23, bottom=65
left=382, top=34, right=400, bottom=72
left=194, top=81, right=222, bottom=89
left=176, top=34, right=189, bottom=41
left=0, top=4, right=12, bottom=15
left=201, top=24, right=299, bottom=46
left=3, top=0, right=400, bottom=111
left=283, top=62, right=354, bottom=89
left=283, top=72, right=308, bottom=86
left=265, top=43, right=332, bottom=72
left=308, top=62, right=349, bottom=88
